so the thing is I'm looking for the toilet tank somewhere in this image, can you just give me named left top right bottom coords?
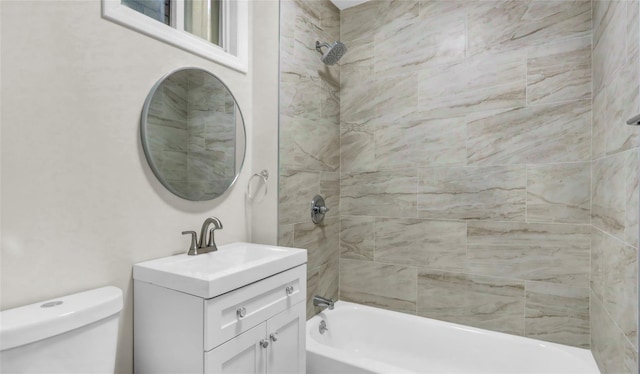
left=0, top=286, right=123, bottom=374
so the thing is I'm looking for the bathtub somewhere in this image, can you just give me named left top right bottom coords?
left=307, top=301, right=600, bottom=374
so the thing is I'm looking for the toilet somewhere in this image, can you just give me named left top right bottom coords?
left=0, top=286, right=123, bottom=373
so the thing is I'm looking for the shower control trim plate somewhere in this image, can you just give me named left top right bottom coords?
left=311, top=195, right=329, bottom=224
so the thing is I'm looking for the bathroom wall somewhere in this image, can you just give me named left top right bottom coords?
left=339, top=0, right=593, bottom=348
left=278, top=0, right=341, bottom=318
left=1, top=1, right=280, bottom=372
left=590, top=0, right=640, bottom=372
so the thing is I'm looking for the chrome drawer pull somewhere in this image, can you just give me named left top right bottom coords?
left=270, top=332, right=278, bottom=342
left=286, top=286, right=294, bottom=295
left=236, top=307, right=247, bottom=319
left=260, top=339, right=269, bottom=348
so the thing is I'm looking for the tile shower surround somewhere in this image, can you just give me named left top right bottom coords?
left=278, top=0, right=341, bottom=318
left=338, top=0, right=597, bottom=351
left=280, top=0, right=639, bottom=372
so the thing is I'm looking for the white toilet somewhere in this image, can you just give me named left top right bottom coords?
left=0, top=286, right=123, bottom=374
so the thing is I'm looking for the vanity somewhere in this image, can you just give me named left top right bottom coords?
left=133, top=242, right=307, bottom=374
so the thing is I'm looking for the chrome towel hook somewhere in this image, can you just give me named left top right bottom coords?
left=247, top=170, right=269, bottom=202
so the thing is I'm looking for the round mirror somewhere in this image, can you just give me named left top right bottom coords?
left=140, top=68, right=246, bottom=201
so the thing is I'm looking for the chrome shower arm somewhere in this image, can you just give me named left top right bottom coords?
left=315, top=41, right=331, bottom=53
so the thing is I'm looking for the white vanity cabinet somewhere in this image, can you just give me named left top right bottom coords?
left=206, top=304, right=305, bottom=374
left=133, top=243, right=307, bottom=374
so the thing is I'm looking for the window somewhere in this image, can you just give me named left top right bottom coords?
left=102, top=0, right=247, bottom=73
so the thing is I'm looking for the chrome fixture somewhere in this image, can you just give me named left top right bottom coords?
left=311, top=195, right=330, bottom=224
left=315, top=41, right=347, bottom=65
left=182, top=217, right=223, bottom=255
left=627, top=113, right=640, bottom=125
left=313, top=295, right=334, bottom=310
left=319, top=320, right=329, bottom=334
left=247, top=169, right=269, bottom=201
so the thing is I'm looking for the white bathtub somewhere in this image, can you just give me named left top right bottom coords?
left=307, top=301, right=600, bottom=374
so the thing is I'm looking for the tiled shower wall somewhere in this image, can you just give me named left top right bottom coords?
left=339, top=0, right=594, bottom=348
left=590, top=0, right=639, bottom=372
left=278, top=0, right=341, bottom=318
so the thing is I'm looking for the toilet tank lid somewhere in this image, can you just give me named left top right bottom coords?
left=0, top=286, right=123, bottom=351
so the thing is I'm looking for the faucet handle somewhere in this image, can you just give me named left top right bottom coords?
left=182, top=231, right=198, bottom=255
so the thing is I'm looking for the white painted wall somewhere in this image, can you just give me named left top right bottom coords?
left=0, top=1, right=279, bottom=372
left=250, top=0, right=279, bottom=245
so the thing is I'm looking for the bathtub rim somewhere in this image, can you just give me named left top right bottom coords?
left=306, top=300, right=598, bottom=374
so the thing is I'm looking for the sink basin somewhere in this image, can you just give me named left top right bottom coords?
left=133, top=242, right=307, bottom=298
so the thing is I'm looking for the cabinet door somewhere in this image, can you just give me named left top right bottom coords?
left=266, top=302, right=306, bottom=374
left=205, top=323, right=267, bottom=374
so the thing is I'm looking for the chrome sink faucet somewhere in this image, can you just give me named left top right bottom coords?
left=182, top=217, right=223, bottom=256
left=313, top=295, right=334, bottom=310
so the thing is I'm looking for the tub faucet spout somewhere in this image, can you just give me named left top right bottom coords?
left=313, top=295, right=334, bottom=310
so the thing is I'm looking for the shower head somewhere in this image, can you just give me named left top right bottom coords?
left=315, top=41, right=347, bottom=65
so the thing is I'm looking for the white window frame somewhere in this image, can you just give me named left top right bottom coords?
left=102, top=0, right=248, bottom=73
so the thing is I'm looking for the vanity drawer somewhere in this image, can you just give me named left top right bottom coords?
left=204, top=265, right=306, bottom=351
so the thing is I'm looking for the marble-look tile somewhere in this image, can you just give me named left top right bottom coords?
left=624, top=338, right=639, bottom=373
left=340, top=0, right=380, bottom=44
left=604, top=236, right=638, bottom=349
left=372, top=72, right=418, bottom=126
left=417, top=50, right=526, bottom=119
left=467, top=100, right=591, bottom=165
left=625, top=150, right=639, bottom=248
left=375, top=117, right=466, bottom=169
left=340, top=169, right=417, bottom=217
left=605, top=54, right=640, bottom=155
left=527, top=36, right=591, bottom=105
left=375, top=219, right=466, bottom=270
left=279, top=115, right=339, bottom=171
left=307, top=256, right=339, bottom=319
left=279, top=169, right=320, bottom=225
left=319, top=75, right=340, bottom=124
left=340, top=216, right=374, bottom=261
left=293, top=217, right=338, bottom=271
left=278, top=224, right=294, bottom=247
left=591, top=227, right=606, bottom=302
left=377, top=0, right=419, bottom=34
left=418, top=165, right=526, bottom=221
left=291, top=16, right=335, bottom=79
left=319, top=0, right=340, bottom=41
left=526, top=162, right=590, bottom=224
left=592, top=0, right=612, bottom=47
left=627, top=0, right=639, bottom=63
left=419, top=0, right=466, bottom=20
left=592, top=151, right=636, bottom=243
left=280, top=73, right=321, bottom=119
left=417, top=270, right=525, bottom=335
left=591, top=295, right=627, bottom=374
left=592, top=88, right=607, bottom=159
left=374, top=0, right=465, bottom=75
left=340, top=258, right=417, bottom=314
left=319, top=170, right=340, bottom=220
left=467, top=222, right=590, bottom=287
left=340, top=122, right=375, bottom=173
left=524, top=281, right=589, bottom=348
left=340, top=38, right=373, bottom=82
left=468, top=0, right=591, bottom=55
left=340, top=77, right=378, bottom=125
left=593, top=0, right=626, bottom=92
